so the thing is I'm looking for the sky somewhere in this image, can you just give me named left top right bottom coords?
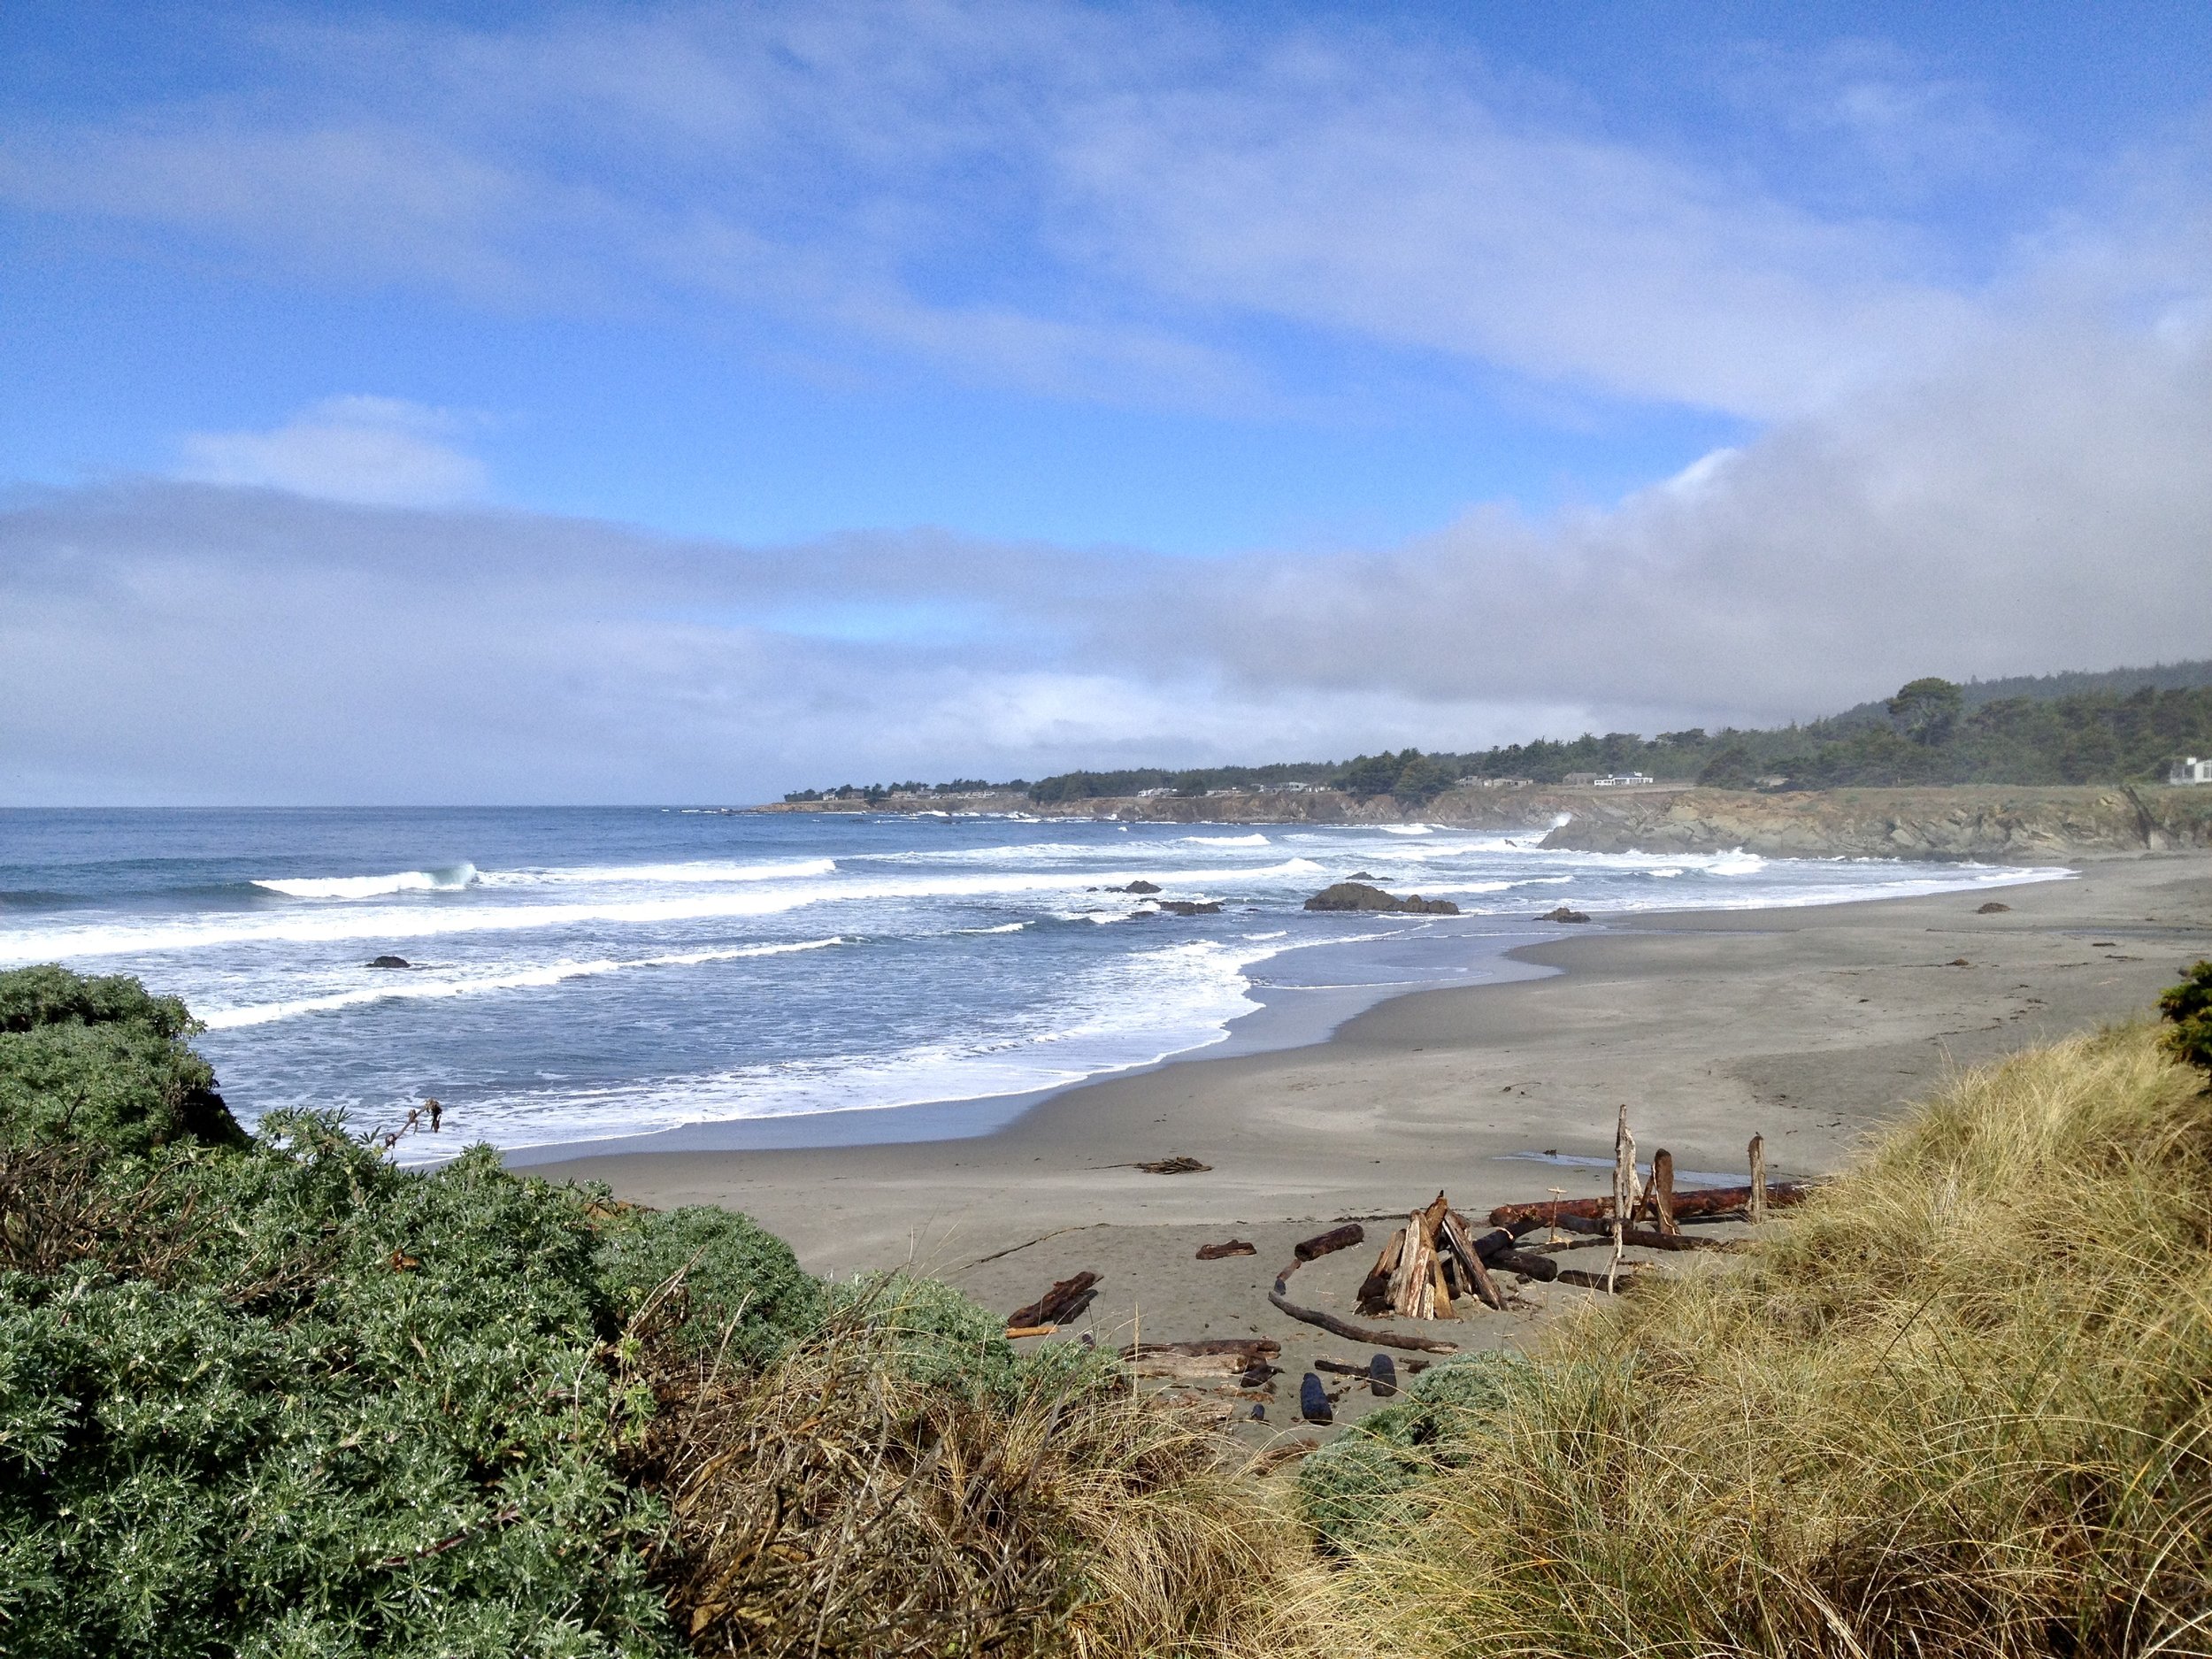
left=2, top=0, right=2208, bottom=805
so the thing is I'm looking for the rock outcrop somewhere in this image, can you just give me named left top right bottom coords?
left=763, top=782, right=2212, bottom=861
left=1304, top=881, right=1460, bottom=915
left=1525, top=786, right=2212, bottom=861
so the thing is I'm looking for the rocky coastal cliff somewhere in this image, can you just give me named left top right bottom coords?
left=758, top=783, right=2212, bottom=861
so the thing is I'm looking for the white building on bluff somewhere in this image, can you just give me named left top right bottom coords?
left=2171, top=757, right=2212, bottom=786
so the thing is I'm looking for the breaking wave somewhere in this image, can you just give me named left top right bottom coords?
left=201, top=938, right=845, bottom=1029
left=255, top=864, right=478, bottom=900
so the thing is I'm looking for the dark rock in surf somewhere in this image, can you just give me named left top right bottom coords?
left=1303, top=881, right=1459, bottom=915
left=366, top=955, right=413, bottom=969
left=1156, top=900, right=1222, bottom=915
left=1537, top=907, right=1591, bottom=923
left=1116, top=879, right=1162, bottom=894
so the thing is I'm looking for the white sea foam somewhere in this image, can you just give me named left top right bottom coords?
left=1, top=862, right=1327, bottom=962
left=474, top=857, right=836, bottom=887
left=1381, top=824, right=1435, bottom=835
left=1185, top=833, right=1269, bottom=846
left=437, top=938, right=1279, bottom=1149
left=254, top=864, right=479, bottom=899
left=201, top=938, right=844, bottom=1029
left=955, top=922, right=1029, bottom=934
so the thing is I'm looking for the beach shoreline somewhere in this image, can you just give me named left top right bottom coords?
left=524, top=853, right=2212, bottom=1426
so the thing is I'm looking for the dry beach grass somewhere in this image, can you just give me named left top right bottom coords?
left=1297, top=1025, right=2212, bottom=1657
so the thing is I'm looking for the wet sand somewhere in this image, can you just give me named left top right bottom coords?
left=528, top=855, right=2212, bottom=1430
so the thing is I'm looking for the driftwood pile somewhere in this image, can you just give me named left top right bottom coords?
left=1356, top=1193, right=1505, bottom=1319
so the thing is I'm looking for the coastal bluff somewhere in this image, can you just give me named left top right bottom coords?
left=760, top=782, right=2212, bottom=861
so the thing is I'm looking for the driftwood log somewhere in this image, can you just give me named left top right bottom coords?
left=1007, top=1271, right=1100, bottom=1329
left=1490, top=1181, right=1809, bottom=1231
left=1549, top=1213, right=1740, bottom=1252
left=1194, top=1239, right=1256, bottom=1260
left=1438, top=1207, right=1507, bottom=1310
left=1294, top=1223, right=1366, bottom=1260
left=1648, top=1148, right=1679, bottom=1235
left=1120, top=1338, right=1279, bottom=1363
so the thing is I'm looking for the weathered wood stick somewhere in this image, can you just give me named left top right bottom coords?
left=1267, top=1288, right=1460, bottom=1353
left=1610, top=1105, right=1634, bottom=1294
left=1387, top=1206, right=1434, bottom=1318
left=1440, top=1208, right=1506, bottom=1310
left=1355, top=1226, right=1407, bottom=1313
left=1003, top=1324, right=1056, bottom=1339
left=1651, top=1148, right=1678, bottom=1236
left=1294, top=1222, right=1366, bottom=1260
left=1489, top=1181, right=1809, bottom=1228
left=1749, top=1133, right=1769, bottom=1225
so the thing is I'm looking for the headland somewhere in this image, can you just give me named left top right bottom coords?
left=759, top=780, right=2212, bottom=860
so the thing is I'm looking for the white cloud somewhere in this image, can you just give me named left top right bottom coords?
left=174, top=396, right=489, bottom=507
left=0, top=2, right=2021, bottom=419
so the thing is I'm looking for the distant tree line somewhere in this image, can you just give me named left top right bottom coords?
left=783, top=661, right=2212, bottom=805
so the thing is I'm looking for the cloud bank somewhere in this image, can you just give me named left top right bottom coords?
left=5, top=285, right=2205, bottom=804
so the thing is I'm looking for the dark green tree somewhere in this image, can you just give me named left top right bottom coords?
left=1886, top=677, right=1964, bottom=746
left=1392, top=752, right=1453, bottom=807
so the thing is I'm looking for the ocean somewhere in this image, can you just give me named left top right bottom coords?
left=0, top=807, right=2063, bottom=1157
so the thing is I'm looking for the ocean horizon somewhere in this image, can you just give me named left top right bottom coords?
left=0, top=807, right=2064, bottom=1157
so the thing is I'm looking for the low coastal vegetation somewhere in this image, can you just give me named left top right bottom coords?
left=0, top=966, right=1297, bottom=1657
left=782, top=659, right=2212, bottom=805
left=7, top=959, right=2212, bottom=1655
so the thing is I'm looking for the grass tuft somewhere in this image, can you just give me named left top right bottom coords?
left=641, top=1274, right=1313, bottom=1657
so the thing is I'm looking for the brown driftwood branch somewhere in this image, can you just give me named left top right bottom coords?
left=1267, top=1288, right=1459, bottom=1353
left=1007, top=1271, right=1099, bottom=1328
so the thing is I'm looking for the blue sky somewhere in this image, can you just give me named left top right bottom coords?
left=3, top=1, right=2208, bottom=803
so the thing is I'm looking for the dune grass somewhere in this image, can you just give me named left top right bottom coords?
left=638, top=1272, right=1311, bottom=1658
left=1298, top=1024, right=2212, bottom=1658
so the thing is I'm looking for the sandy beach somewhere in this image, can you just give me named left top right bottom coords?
left=530, top=854, right=2212, bottom=1427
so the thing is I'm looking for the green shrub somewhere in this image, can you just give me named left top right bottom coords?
left=0, top=1117, right=678, bottom=1658
left=594, top=1202, right=821, bottom=1366
left=1296, top=1351, right=1536, bottom=1549
left=0, top=964, right=245, bottom=1154
left=2159, top=958, right=2212, bottom=1078
left=821, top=1271, right=1118, bottom=1403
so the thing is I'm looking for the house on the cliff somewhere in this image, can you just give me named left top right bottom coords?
left=2171, top=757, right=2212, bottom=786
